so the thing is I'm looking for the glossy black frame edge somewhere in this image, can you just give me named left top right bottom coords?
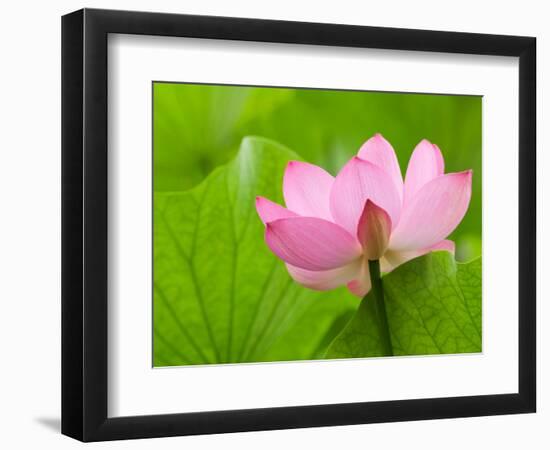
left=61, top=8, right=536, bottom=442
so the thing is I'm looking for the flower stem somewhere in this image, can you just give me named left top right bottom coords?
left=367, top=259, right=393, bottom=356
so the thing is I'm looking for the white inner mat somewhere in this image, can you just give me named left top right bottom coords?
left=108, top=34, right=519, bottom=417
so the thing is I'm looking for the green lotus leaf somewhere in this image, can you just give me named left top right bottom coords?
left=154, top=137, right=359, bottom=366
left=326, top=252, right=481, bottom=358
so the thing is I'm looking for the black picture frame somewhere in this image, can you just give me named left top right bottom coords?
left=61, top=8, right=536, bottom=442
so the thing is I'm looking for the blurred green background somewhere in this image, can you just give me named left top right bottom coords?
left=153, top=82, right=481, bottom=261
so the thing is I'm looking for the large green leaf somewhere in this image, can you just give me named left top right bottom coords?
left=154, top=137, right=359, bottom=366
left=325, top=252, right=481, bottom=359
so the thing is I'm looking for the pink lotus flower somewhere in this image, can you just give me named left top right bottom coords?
left=256, top=134, right=472, bottom=297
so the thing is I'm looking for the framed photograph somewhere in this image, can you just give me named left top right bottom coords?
left=61, top=8, right=536, bottom=442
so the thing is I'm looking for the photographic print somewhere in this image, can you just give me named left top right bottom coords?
left=152, top=82, right=482, bottom=367
left=61, top=10, right=536, bottom=440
